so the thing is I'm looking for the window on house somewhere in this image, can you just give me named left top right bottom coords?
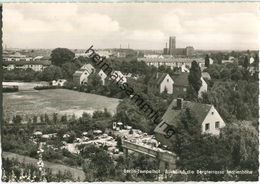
left=215, top=121, right=220, bottom=129
left=167, top=79, right=169, bottom=82
left=205, top=123, right=210, bottom=131
left=211, top=111, right=214, bottom=115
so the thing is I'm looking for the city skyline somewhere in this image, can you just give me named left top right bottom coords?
left=3, top=3, right=260, bottom=50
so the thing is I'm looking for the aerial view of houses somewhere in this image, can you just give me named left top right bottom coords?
left=1, top=2, right=259, bottom=183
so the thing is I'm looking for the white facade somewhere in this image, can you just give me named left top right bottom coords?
left=52, top=79, right=67, bottom=87
left=3, top=64, right=15, bottom=70
left=144, top=54, right=164, bottom=59
left=159, top=74, right=174, bottom=94
left=181, top=64, right=190, bottom=72
left=198, top=77, right=208, bottom=98
left=80, top=71, right=91, bottom=84
left=138, top=57, right=205, bottom=70
left=111, top=71, right=127, bottom=84
left=96, top=50, right=112, bottom=58
left=201, top=106, right=226, bottom=135
left=97, top=70, right=107, bottom=85
left=250, top=57, right=254, bottom=64
left=3, top=64, right=46, bottom=71
left=209, top=58, right=214, bottom=65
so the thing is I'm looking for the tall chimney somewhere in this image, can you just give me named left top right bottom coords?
left=176, top=98, right=183, bottom=109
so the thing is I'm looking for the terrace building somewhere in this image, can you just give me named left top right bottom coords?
left=3, top=60, right=51, bottom=71
left=137, top=57, right=205, bottom=70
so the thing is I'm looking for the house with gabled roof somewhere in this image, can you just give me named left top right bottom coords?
left=172, top=72, right=207, bottom=98
left=97, top=69, right=107, bottom=85
left=80, top=64, right=95, bottom=73
left=148, top=72, right=174, bottom=94
left=73, top=64, right=95, bottom=85
left=154, top=98, right=226, bottom=147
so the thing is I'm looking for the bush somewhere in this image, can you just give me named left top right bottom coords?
left=34, top=86, right=58, bottom=90
left=3, top=86, right=19, bottom=93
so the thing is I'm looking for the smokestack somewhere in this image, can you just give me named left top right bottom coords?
left=176, top=98, right=183, bottom=109
left=166, top=42, right=167, bottom=49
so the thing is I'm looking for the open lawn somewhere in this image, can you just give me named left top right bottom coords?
left=2, top=152, right=85, bottom=181
left=3, top=88, right=120, bottom=120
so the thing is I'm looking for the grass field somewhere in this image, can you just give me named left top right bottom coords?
left=2, top=152, right=85, bottom=181
left=3, top=88, right=120, bottom=120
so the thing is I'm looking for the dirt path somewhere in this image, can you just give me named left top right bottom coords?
left=2, top=152, right=85, bottom=181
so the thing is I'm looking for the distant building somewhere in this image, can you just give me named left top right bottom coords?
left=75, top=53, right=89, bottom=58
left=249, top=56, right=255, bottom=64
left=163, top=48, right=168, bottom=55
left=138, top=57, right=205, bottom=70
left=3, top=60, right=51, bottom=71
left=73, top=64, right=95, bottom=85
left=51, top=79, right=67, bottom=87
left=185, top=46, right=194, bottom=56
left=96, top=50, right=112, bottom=58
left=144, top=54, right=164, bottom=59
left=148, top=73, right=174, bottom=94
left=3, top=52, right=32, bottom=62
left=222, top=56, right=237, bottom=64
left=154, top=98, right=226, bottom=146
left=33, top=56, right=44, bottom=61
left=110, top=71, right=127, bottom=84
left=180, top=64, right=190, bottom=73
left=163, top=36, right=194, bottom=56
left=169, top=36, right=176, bottom=55
left=97, top=69, right=107, bottom=85
left=172, top=72, right=207, bottom=98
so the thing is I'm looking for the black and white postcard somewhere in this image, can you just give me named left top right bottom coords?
left=1, top=1, right=259, bottom=182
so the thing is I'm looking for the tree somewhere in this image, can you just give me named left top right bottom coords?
left=81, top=146, right=115, bottom=181
left=33, top=116, right=38, bottom=124
left=132, top=154, right=158, bottom=180
left=220, top=122, right=258, bottom=180
left=50, top=48, right=75, bottom=66
left=171, top=109, right=231, bottom=181
left=44, top=114, right=50, bottom=124
left=243, top=56, right=249, bottom=69
left=220, top=68, right=231, bottom=81
left=41, top=66, right=63, bottom=81
left=87, top=73, right=102, bottom=92
left=253, top=53, right=259, bottom=68
left=61, top=62, right=77, bottom=80
left=116, top=137, right=123, bottom=151
left=188, top=60, right=202, bottom=96
left=13, top=115, right=22, bottom=124
left=205, top=54, right=210, bottom=67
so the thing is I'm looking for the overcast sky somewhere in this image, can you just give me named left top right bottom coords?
left=3, top=3, right=260, bottom=50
